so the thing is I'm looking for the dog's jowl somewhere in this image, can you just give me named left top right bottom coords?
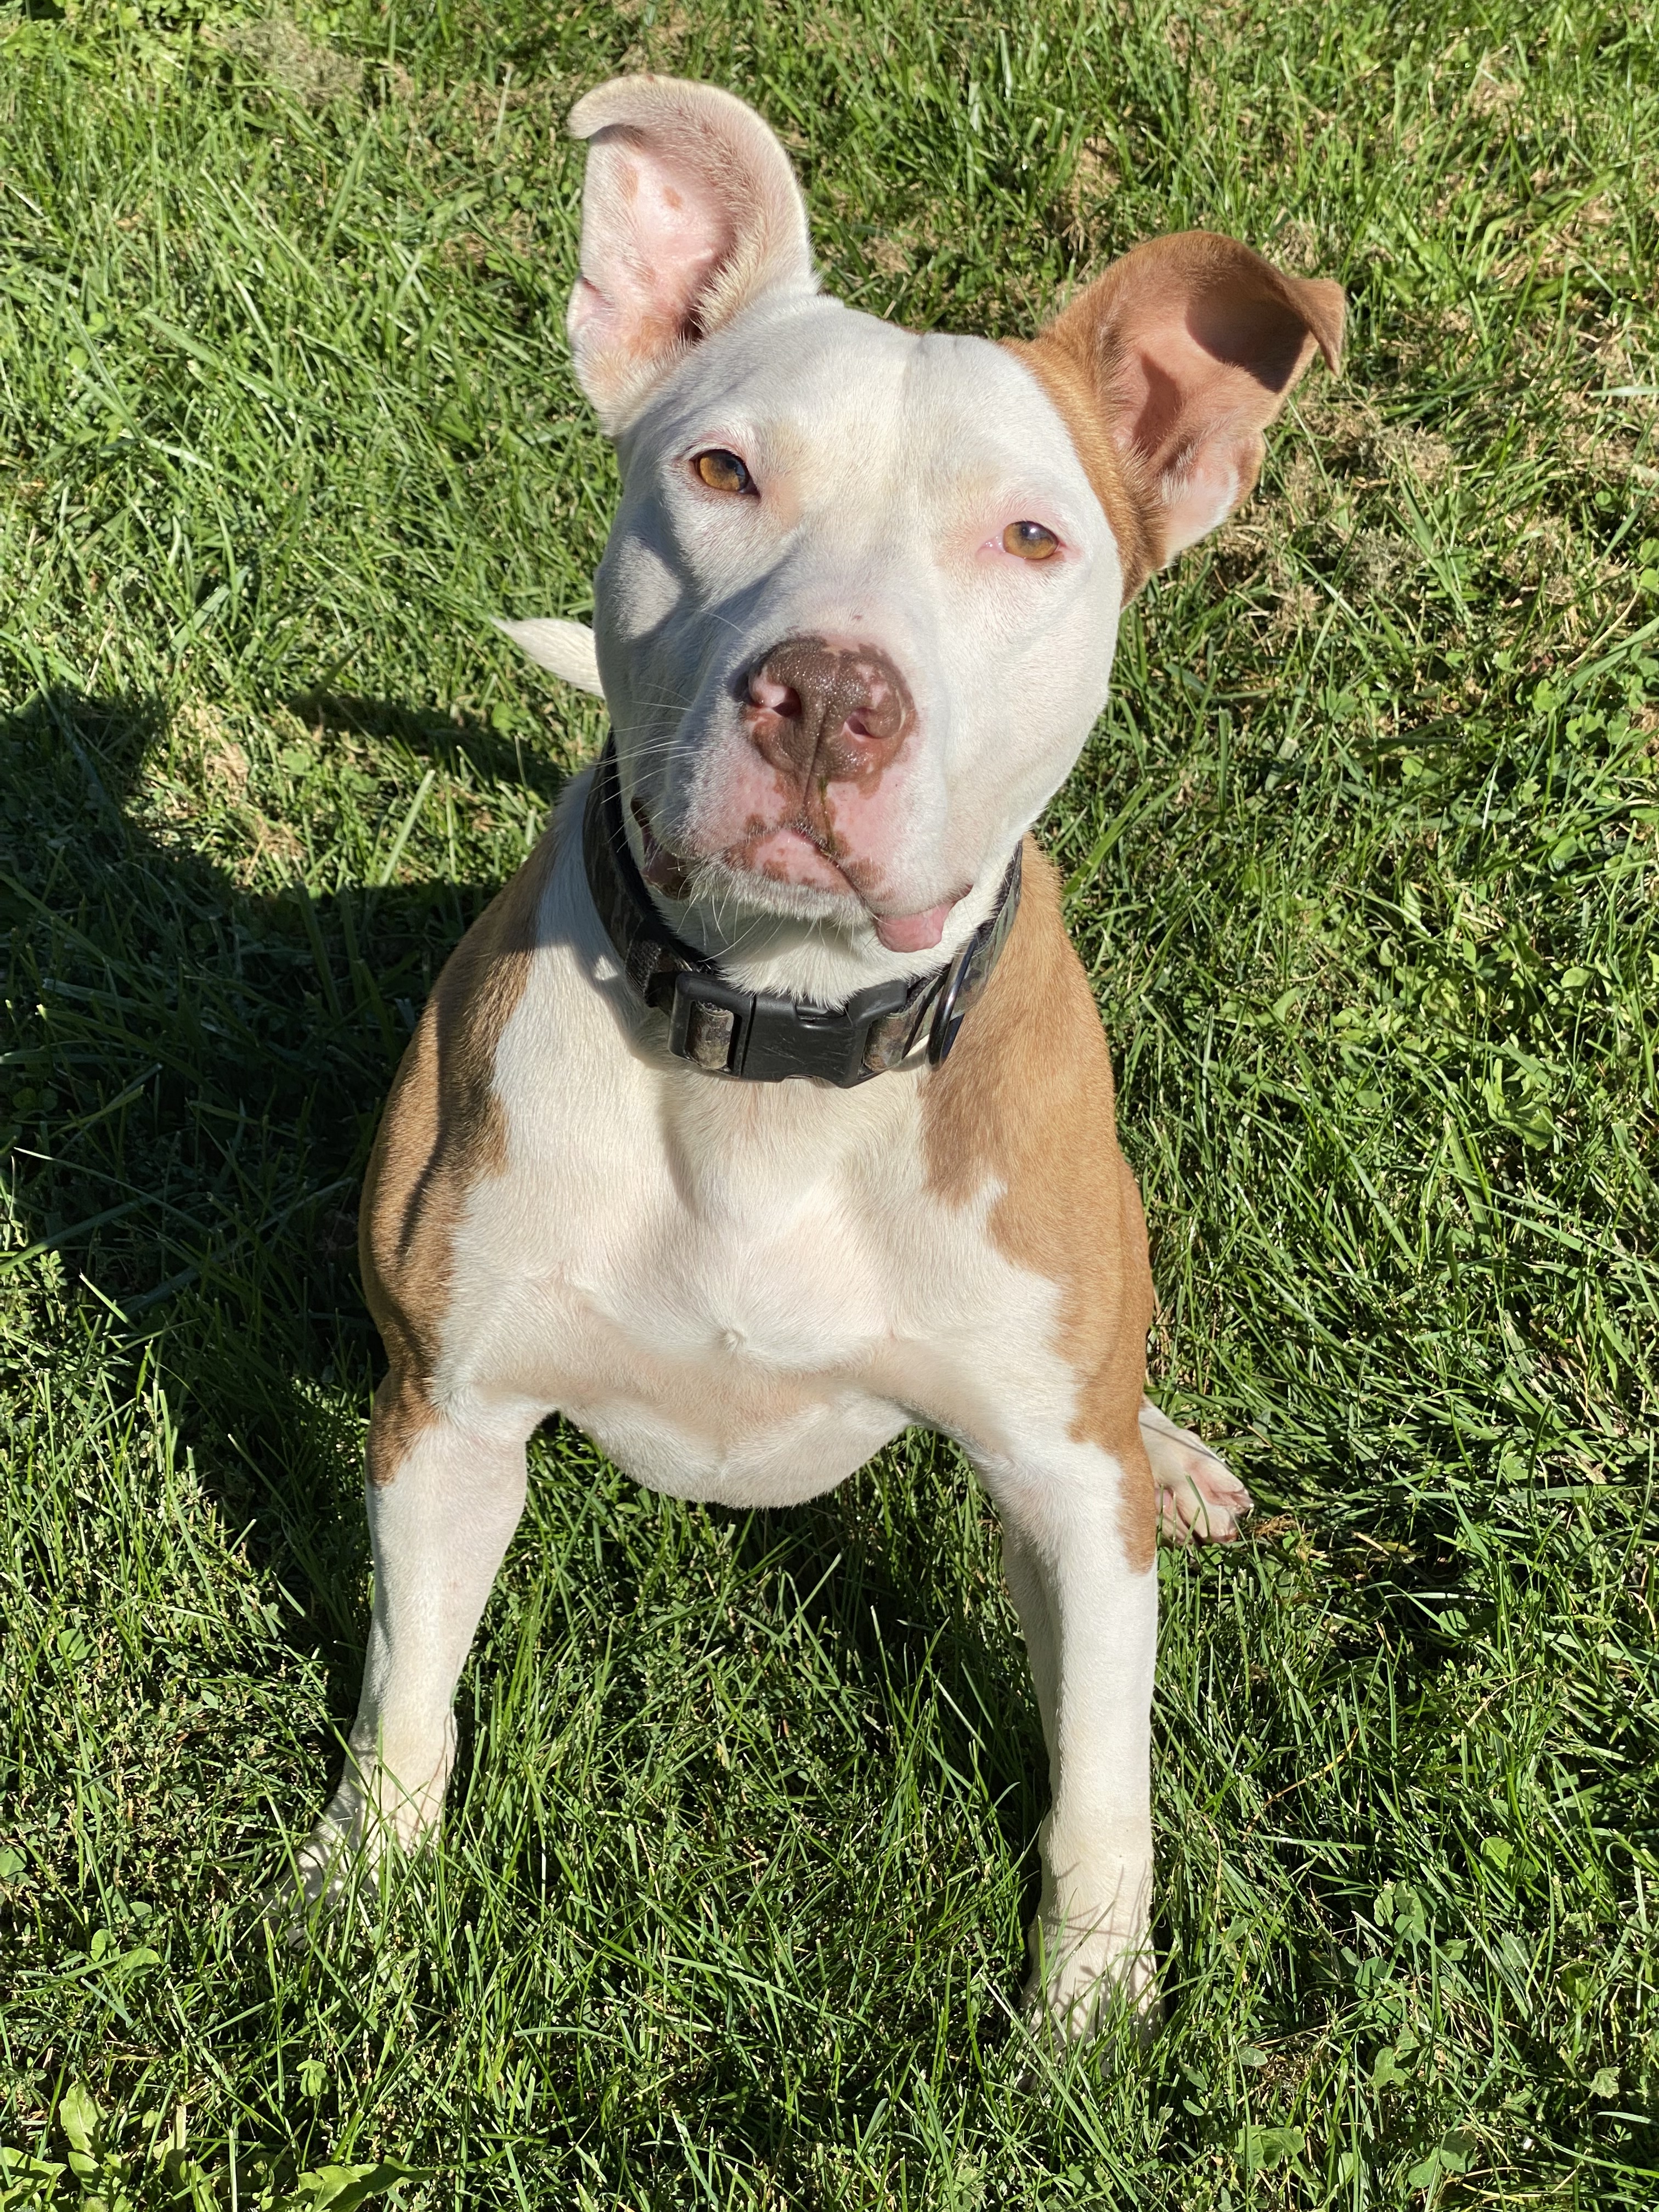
left=300, top=75, right=1342, bottom=2041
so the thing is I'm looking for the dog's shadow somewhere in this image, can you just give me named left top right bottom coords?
left=0, top=683, right=558, bottom=1635
left=0, top=682, right=1045, bottom=1974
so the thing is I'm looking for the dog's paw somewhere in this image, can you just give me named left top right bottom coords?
left=1023, top=1917, right=1160, bottom=2047
left=267, top=1829, right=352, bottom=1944
left=1139, top=1398, right=1252, bottom=1545
left=266, top=1790, right=382, bottom=1942
left=272, top=1752, right=454, bottom=1939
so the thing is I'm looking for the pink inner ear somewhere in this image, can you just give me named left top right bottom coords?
left=1113, top=318, right=1269, bottom=466
left=1025, top=231, right=1341, bottom=581
left=623, top=152, right=731, bottom=328
left=1107, top=288, right=1323, bottom=552
left=575, top=137, right=737, bottom=365
left=1109, top=314, right=1286, bottom=556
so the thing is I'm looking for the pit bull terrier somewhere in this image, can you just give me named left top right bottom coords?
left=298, top=74, right=1342, bottom=2040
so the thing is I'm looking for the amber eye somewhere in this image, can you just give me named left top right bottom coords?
left=1003, top=518, right=1059, bottom=560
left=695, top=449, right=755, bottom=495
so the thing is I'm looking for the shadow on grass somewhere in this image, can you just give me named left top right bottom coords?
left=0, top=685, right=498, bottom=1671
left=285, top=690, right=567, bottom=807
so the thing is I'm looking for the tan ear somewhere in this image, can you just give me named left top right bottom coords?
left=1013, top=232, right=1344, bottom=595
left=566, top=76, right=816, bottom=430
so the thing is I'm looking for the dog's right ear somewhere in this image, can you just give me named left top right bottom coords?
left=493, top=617, right=605, bottom=697
left=566, top=76, right=816, bottom=431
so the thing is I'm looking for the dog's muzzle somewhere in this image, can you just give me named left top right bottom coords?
left=582, top=740, right=1020, bottom=1086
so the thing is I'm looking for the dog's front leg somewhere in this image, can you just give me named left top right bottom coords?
left=978, top=1448, right=1159, bottom=2042
left=295, top=1382, right=531, bottom=1901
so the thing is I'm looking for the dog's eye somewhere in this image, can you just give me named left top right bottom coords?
left=695, top=449, right=755, bottom=495
left=1003, top=520, right=1059, bottom=561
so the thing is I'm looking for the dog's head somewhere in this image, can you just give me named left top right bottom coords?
left=510, top=76, right=1341, bottom=989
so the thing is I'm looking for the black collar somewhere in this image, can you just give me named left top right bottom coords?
left=582, top=740, right=1021, bottom=1086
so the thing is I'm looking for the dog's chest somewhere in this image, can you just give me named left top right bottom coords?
left=449, top=1046, right=964, bottom=1504
left=574, top=1146, right=896, bottom=1370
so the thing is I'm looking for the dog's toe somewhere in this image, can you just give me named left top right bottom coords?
left=266, top=1803, right=368, bottom=1944
left=1023, top=1927, right=1160, bottom=2049
left=1139, top=1400, right=1252, bottom=1545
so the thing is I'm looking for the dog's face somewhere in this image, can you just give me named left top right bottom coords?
left=600, top=301, right=1123, bottom=952
left=527, top=78, right=1342, bottom=967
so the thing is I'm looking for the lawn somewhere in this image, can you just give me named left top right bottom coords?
left=1, top=0, right=1656, bottom=2204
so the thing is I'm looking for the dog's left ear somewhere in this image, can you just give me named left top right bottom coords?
left=1016, top=232, right=1344, bottom=596
left=566, top=76, right=816, bottom=430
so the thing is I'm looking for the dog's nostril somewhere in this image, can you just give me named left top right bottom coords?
left=747, top=636, right=915, bottom=778
left=749, top=673, right=801, bottom=718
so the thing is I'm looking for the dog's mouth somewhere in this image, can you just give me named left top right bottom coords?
left=631, top=798, right=696, bottom=899
left=630, top=799, right=963, bottom=952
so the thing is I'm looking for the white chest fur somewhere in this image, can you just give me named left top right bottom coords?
left=427, top=868, right=1023, bottom=1504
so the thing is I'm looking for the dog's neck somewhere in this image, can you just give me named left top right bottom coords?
left=583, top=741, right=1021, bottom=1086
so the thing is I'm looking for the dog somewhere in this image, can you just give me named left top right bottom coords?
left=297, top=74, right=1342, bottom=2041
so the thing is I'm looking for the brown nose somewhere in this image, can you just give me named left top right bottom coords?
left=744, top=637, right=914, bottom=785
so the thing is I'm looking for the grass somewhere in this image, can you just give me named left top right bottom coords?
left=0, top=0, right=1656, bottom=2203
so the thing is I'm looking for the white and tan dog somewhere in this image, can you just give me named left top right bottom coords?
left=299, top=76, right=1342, bottom=2039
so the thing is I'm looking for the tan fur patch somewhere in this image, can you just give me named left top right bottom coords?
left=1002, top=337, right=1161, bottom=602
left=922, top=840, right=1157, bottom=1570
left=358, top=823, right=561, bottom=1482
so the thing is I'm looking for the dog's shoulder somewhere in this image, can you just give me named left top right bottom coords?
left=922, top=834, right=1130, bottom=1221
left=358, top=825, right=562, bottom=1384
left=923, top=837, right=1155, bottom=1553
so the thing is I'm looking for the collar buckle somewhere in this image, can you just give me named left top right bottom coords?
left=668, top=968, right=920, bottom=1084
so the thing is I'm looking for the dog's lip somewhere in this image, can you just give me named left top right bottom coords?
left=636, top=804, right=963, bottom=950
left=723, top=822, right=860, bottom=896
left=630, top=798, right=695, bottom=898
left=715, top=834, right=968, bottom=952
left=871, top=897, right=961, bottom=952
